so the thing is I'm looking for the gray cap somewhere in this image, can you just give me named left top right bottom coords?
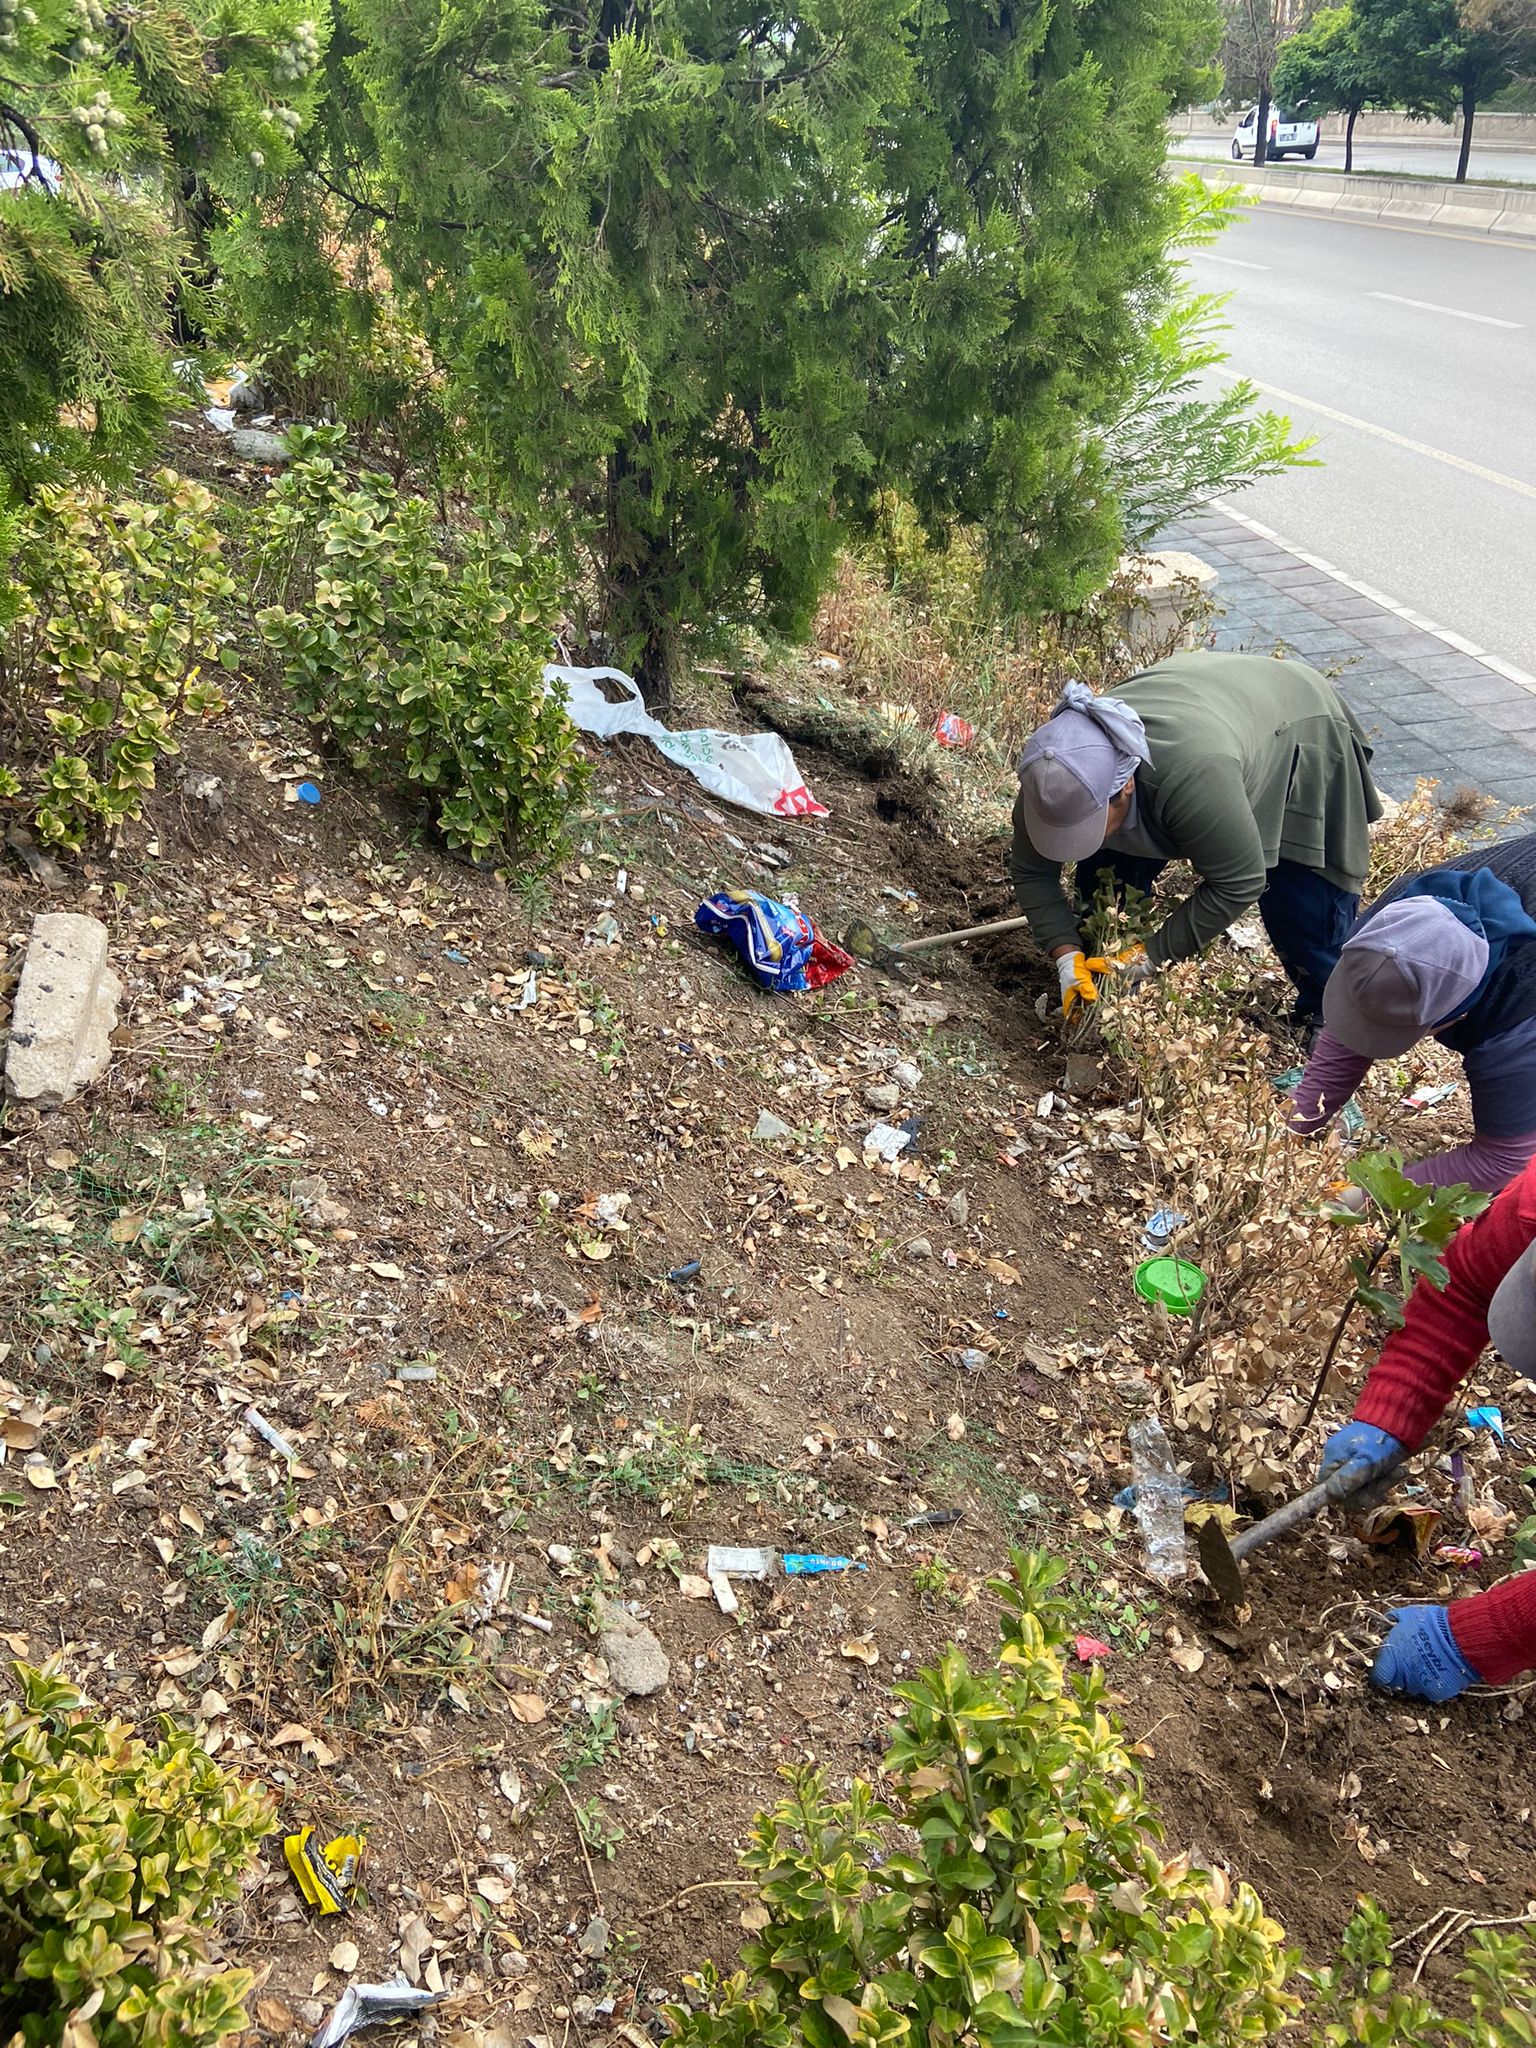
left=1322, top=898, right=1489, bottom=1058
left=1017, top=712, right=1123, bottom=864
left=1489, top=1240, right=1536, bottom=1379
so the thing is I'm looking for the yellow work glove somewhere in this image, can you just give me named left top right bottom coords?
left=1083, top=942, right=1152, bottom=986
left=1055, top=949, right=1098, bottom=1020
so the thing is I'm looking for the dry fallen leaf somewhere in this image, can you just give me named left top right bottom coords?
left=677, top=1572, right=713, bottom=1600
left=200, top=1608, right=235, bottom=1652
left=1, top=1415, right=41, bottom=1452
left=369, top=1261, right=407, bottom=1282
left=255, top=1997, right=296, bottom=2033
left=841, top=1637, right=880, bottom=1667
left=179, top=1502, right=206, bottom=1536
left=23, top=1463, right=57, bottom=1491
left=270, top=1722, right=314, bottom=1748
left=398, top=1913, right=433, bottom=1984
left=577, top=1240, right=613, bottom=1262
left=475, top=1872, right=514, bottom=1906
left=329, top=1938, right=360, bottom=1974
left=944, top=1412, right=966, bottom=1442
left=506, top=1693, right=547, bottom=1725
left=1168, top=1644, right=1205, bottom=1676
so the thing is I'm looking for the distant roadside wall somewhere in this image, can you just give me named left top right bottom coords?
left=1171, top=108, right=1536, bottom=149
left=1178, top=157, right=1536, bottom=240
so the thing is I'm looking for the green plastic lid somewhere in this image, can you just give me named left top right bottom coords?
left=1134, top=1256, right=1206, bottom=1315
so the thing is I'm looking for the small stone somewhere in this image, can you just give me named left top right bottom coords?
left=752, top=1109, right=793, bottom=1142
left=946, top=1189, right=969, bottom=1227
left=526, top=947, right=552, bottom=967
left=4, top=912, right=122, bottom=1109
left=891, top=1060, right=922, bottom=1090
left=230, top=427, right=291, bottom=465
left=547, top=1543, right=575, bottom=1568
left=576, top=1916, right=610, bottom=1959
left=864, top=1081, right=901, bottom=1111
left=594, top=1593, right=669, bottom=1697
left=907, top=1237, right=933, bottom=1260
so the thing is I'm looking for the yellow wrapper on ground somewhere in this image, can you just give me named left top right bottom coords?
left=284, top=1826, right=366, bottom=1914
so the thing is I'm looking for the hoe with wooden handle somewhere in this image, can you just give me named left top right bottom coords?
left=841, top=913, right=1033, bottom=973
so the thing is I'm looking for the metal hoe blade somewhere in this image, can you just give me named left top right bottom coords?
left=1196, top=1518, right=1246, bottom=1607
left=840, top=912, right=1035, bottom=975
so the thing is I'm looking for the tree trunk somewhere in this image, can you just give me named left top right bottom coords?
left=604, top=440, right=675, bottom=712
left=1254, top=84, right=1271, bottom=168
left=1344, top=104, right=1357, bottom=176
left=1457, top=83, right=1474, bottom=183
left=634, top=624, right=676, bottom=716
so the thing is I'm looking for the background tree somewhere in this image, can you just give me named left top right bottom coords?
left=1356, top=0, right=1536, bottom=178
left=232, top=0, right=1226, bottom=706
left=1273, top=5, right=1378, bottom=169
left=0, top=0, right=327, bottom=497
left=1220, top=0, right=1306, bottom=164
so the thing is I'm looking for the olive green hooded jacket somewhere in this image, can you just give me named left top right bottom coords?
left=1009, top=652, right=1384, bottom=965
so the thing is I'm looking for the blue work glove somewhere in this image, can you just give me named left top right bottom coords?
left=1372, top=1606, right=1481, bottom=1704
left=1317, top=1420, right=1404, bottom=1501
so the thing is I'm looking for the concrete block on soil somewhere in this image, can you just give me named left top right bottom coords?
left=4, top=913, right=123, bottom=1109
left=594, top=1593, right=669, bottom=1697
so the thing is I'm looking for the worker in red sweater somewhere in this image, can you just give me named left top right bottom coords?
left=1318, top=1156, right=1536, bottom=1701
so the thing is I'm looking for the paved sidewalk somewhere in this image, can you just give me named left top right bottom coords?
left=1158, top=505, right=1536, bottom=815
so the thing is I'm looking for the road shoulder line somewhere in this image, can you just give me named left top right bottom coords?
left=1209, top=499, right=1536, bottom=698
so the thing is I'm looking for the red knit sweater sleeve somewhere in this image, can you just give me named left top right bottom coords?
left=1353, top=1160, right=1536, bottom=1449
left=1449, top=1573, right=1536, bottom=1685
left=1352, top=1160, right=1536, bottom=1689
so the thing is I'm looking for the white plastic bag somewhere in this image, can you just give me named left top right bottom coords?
left=544, top=664, right=827, bottom=820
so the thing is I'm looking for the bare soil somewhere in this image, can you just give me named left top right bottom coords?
left=1, top=657, right=1533, bottom=2048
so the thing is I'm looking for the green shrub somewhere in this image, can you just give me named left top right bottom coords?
left=0, top=472, right=235, bottom=852
left=666, top=1552, right=1536, bottom=2048
left=0, top=1662, right=274, bottom=2048
left=255, top=453, right=588, bottom=864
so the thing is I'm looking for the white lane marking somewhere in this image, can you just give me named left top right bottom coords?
left=1220, top=371, right=1536, bottom=500
left=1368, top=289, right=1522, bottom=328
left=1195, top=252, right=1271, bottom=270
left=1208, top=499, right=1536, bottom=696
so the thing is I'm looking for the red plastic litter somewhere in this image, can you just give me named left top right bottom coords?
left=1073, top=1634, right=1112, bottom=1661
left=1432, top=1543, right=1483, bottom=1569
left=933, top=710, right=975, bottom=749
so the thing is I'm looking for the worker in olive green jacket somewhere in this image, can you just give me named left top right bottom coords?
left=1011, top=652, right=1383, bottom=1021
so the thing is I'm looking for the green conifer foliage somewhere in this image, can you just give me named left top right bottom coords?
left=0, top=0, right=328, bottom=495
left=271, top=0, right=1218, bottom=701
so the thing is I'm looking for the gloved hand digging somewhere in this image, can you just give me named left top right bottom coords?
left=1083, top=941, right=1152, bottom=986
left=1372, top=1606, right=1481, bottom=1702
left=1316, top=1420, right=1404, bottom=1499
left=1056, top=950, right=1098, bottom=1020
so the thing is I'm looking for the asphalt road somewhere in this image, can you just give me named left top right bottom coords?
left=1174, top=130, right=1536, bottom=185
left=1181, top=202, right=1536, bottom=677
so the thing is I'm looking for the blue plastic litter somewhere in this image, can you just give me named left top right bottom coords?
left=1114, top=1478, right=1231, bottom=1511
left=1467, top=1405, right=1505, bottom=1443
left=782, top=1552, right=866, bottom=1575
left=444, top=948, right=470, bottom=964
left=694, top=889, right=852, bottom=994
left=296, top=780, right=322, bottom=805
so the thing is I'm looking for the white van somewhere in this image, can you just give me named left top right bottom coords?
left=1231, top=106, right=1320, bottom=162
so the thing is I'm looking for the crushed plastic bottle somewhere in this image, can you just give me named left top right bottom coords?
left=1125, top=1415, right=1189, bottom=1583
